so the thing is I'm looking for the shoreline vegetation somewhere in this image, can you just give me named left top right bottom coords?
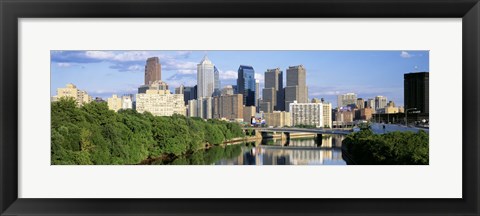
left=51, top=98, right=246, bottom=165
left=342, top=128, right=429, bottom=165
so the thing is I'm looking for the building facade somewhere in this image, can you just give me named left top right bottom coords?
left=53, top=83, right=92, bottom=106
left=289, top=101, right=323, bottom=128
left=122, top=95, right=133, bottom=110
left=212, top=94, right=243, bottom=120
left=213, top=66, right=221, bottom=96
left=221, top=85, right=234, bottom=96
left=107, top=94, right=122, bottom=112
left=243, top=106, right=256, bottom=123
left=197, top=55, right=215, bottom=99
left=144, top=57, right=161, bottom=85
left=188, top=97, right=213, bottom=119
left=356, top=98, right=365, bottom=109
left=264, top=68, right=284, bottom=111
left=285, top=65, right=308, bottom=111
left=322, top=102, right=333, bottom=128
left=337, top=93, right=357, bottom=108
left=183, top=85, right=197, bottom=105
left=375, top=95, right=388, bottom=111
left=237, top=65, right=256, bottom=106
left=135, top=89, right=186, bottom=116
left=138, top=80, right=169, bottom=94
left=404, top=72, right=429, bottom=114
left=264, top=111, right=291, bottom=127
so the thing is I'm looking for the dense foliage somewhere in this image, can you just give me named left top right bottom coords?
left=51, top=98, right=244, bottom=165
left=151, top=144, right=243, bottom=165
left=342, top=129, right=429, bottom=165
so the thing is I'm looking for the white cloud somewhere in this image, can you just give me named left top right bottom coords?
left=400, top=51, right=412, bottom=58
left=56, top=62, right=71, bottom=67
left=255, top=73, right=264, bottom=83
left=127, top=65, right=143, bottom=72
left=219, top=70, right=237, bottom=80
left=85, top=51, right=152, bottom=62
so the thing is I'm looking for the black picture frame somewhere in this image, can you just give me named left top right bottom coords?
left=1, top=0, right=479, bottom=215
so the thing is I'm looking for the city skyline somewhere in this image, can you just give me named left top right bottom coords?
left=50, top=50, right=429, bottom=107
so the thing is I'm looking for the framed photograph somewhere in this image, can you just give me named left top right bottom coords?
left=1, top=0, right=479, bottom=215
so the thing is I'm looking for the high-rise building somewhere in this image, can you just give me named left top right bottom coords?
left=144, top=57, right=161, bottom=85
left=375, top=96, right=388, bottom=111
left=255, top=79, right=260, bottom=108
left=237, top=65, right=256, bottom=106
left=53, top=83, right=92, bottom=106
left=289, top=101, right=323, bottom=128
left=122, top=94, right=133, bottom=110
left=356, top=98, right=365, bottom=109
left=259, top=101, right=272, bottom=113
left=264, top=68, right=284, bottom=111
left=404, top=72, right=429, bottom=114
left=322, top=102, right=333, bottom=128
left=367, top=98, right=376, bottom=110
left=212, top=94, right=243, bottom=120
left=262, top=87, right=275, bottom=112
left=213, top=66, right=221, bottom=96
left=135, top=89, right=186, bottom=116
left=183, top=85, right=197, bottom=105
left=175, top=84, right=184, bottom=94
left=107, top=94, right=122, bottom=112
left=285, top=65, right=308, bottom=111
left=337, top=93, right=357, bottom=108
left=197, top=55, right=215, bottom=98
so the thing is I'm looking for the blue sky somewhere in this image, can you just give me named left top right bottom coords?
left=51, top=50, right=429, bottom=107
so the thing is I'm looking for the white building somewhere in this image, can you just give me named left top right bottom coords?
left=107, top=94, right=122, bottom=112
left=122, top=95, right=133, bottom=110
left=187, top=97, right=213, bottom=119
left=322, top=102, right=332, bottom=128
left=135, top=89, right=185, bottom=116
left=197, top=55, right=215, bottom=98
left=289, top=101, right=324, bottom=128
left=375, top=95, right=388, bottom=111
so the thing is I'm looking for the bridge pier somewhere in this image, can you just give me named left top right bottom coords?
left=315, top=134, right=323, bottom=146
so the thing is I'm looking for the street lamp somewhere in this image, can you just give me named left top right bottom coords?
left=405, top=108, right=417, bottom=127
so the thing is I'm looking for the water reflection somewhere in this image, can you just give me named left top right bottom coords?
left=148, top=135, right=346, bottom=165
left=217, top=135, right=346, bottom=165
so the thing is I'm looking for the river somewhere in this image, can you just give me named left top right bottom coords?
left=149, top=134, right=347, bottom=165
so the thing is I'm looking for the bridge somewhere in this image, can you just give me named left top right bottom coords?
left=258, top=127, right=351, bottom=135
left=243, top=127, right=352, bottom=146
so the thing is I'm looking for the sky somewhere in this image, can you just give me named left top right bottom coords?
left=50, top=50, right=429, bottom=107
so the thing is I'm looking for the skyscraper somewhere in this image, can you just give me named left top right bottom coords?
left=356, top=98, right=365, bottom=109
left=404, top=72, right=429, bottom=114
left=337, top=93, right=357, bottom=108
left=255, top=79, right=260, bottom=107
left=284, top=65, right=308, bottom=111
left=144, top=57, right=161, bottom=85
left=213, top=66, right=221, bottom=96
left=212, top=94, right=243, bottom=120
left=375, top=96, right=388, bottom=111
left=264, top=68, right=284, bottom=111
left=237, top=65, right=256, bottom=106
left=197, top=55, right=215, bottom=98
